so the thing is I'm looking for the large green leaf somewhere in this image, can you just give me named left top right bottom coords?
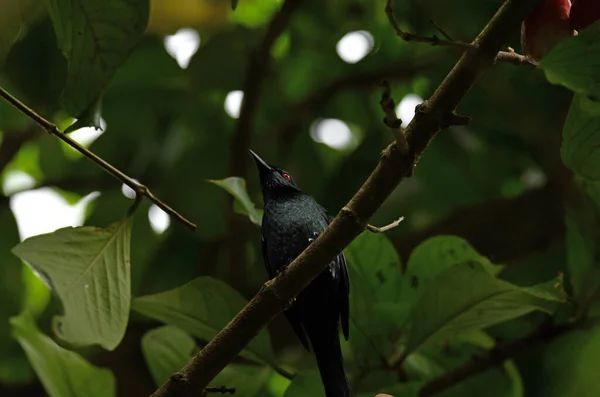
left=540, top=21, right=600, bottom=98
left=404, top=262, right=566, bottom=356
left=46, top=0, right=149, bottom=119
left=561, top=94, right=600, bottom=181
left=283, top=369, right=322, bottom=397
left=208, top=177, right=263, bottom=226
left=12, top=217, right=132, bottom=350
left=141, top=325, right=270, bottom=396
left=141, top=325, right=196, bottom=386
left=132, top=276, right=276, bottom=365
left=10, top=312, right=116, bottom=397
left=344, top=232, right=406, bottom=368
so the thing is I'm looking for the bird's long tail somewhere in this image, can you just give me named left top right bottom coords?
left=306, top=325, right=352, bottom=397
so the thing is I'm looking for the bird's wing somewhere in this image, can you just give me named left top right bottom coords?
left=318, top=203, right=351, bottom=341
left=261, top=232, right=311, bottom=350
left=338, top=252, right=350, bottom=341
left=261, top=234, right=275, bottom=279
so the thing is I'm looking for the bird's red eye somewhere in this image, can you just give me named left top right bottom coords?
left=282, top=173, right=291, bottom=181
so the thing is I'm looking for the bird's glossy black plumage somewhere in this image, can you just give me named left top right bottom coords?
left=250, top=150, right=351, bottom=397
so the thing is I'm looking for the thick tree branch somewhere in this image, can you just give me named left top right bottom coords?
left=418, top=321, right=578, bottom=396
left=385, top=0, right=535, bottom=68
left=0, top=86, right=196, bottom=231
left=150, top=1, right=542, bottom=396
left=226, top=0, right=304, bottom=290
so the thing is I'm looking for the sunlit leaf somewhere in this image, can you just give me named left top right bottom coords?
left=404, top=262, right=566, bottom=356
left=10, top=312, right=116, bottom=397
left=46, top=0, right=149, bottom=119
left=132, top=276, right=276, bottom=365
left=208, top=177, right=263, bottom=226
left=540, top=21, right=600, bottom=98
left=12, top=217, right=132, bottom=350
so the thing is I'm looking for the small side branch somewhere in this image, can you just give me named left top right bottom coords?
left=380, top=80, right=409, bottom=154
left=366, top=216, right=405, bottom=233
left=0, top=86, right=196, bottom=231
left=385, top=0, right=535, bottom=67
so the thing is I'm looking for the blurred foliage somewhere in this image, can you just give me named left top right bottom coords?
left=0, top=0, right=600, bottom=397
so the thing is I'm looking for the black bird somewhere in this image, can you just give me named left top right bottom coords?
left=249, top=150, right=351, bottom=397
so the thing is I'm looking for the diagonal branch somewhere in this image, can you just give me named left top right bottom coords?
left=418, top=321, right=578, bottom=396
left=0, top=86, right=196, bottom=231
left=150, top=0, right=543, bottom=396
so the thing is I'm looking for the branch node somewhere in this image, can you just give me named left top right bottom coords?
left=379, top=80, right=409, bottom=154
left=366, top=216, right=405, bottom=233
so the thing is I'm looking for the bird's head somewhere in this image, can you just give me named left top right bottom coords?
left=249, top=149, right=300, bottom=201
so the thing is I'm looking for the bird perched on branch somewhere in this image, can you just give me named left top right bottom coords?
left=249, top=149, right=351, bottom=397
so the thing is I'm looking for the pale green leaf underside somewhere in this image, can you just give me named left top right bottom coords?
left=11, top=312, right=115, bottom=397
left=208, top=177, right=263, bottom=225
left=405, top=262, right=566, bottom=355
left=12, top=218, right=132, bottom=350
left=47, top=0, right=149, bottom=118
left=133, top=276, right=276, bottom=365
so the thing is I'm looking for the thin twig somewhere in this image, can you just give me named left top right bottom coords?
left=385, top=0, right=472, bottom=49
left=379, top=80, right=409, bottom=154
left=385, top=0, right=535, bottom=67
left=366, top=216, right=405, bottom=233
left=150, top=1, right=544, bottom=396
left=429, top=20, right=453, bottom=41
left=0, top=86, right=196, bottom=231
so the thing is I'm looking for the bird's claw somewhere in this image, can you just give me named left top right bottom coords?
left=308, top=232, right=319, bottom=244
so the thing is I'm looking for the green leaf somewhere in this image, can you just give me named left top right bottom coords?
left=141, top=326, right=196, bottom=386
left=141, top=325, right=270, bottom=396
left=540, top=21, right=600, bottom=98
left=565, top=183, right=600, bottom=304
left=132, top=277, right=276, bottom=365
left=561, top=94, right=600, bottom=181
left=344, top=232, right=406, bottom=367
left=12, top=218, right=133, bottom=350
left=10, top=312, right=116, bottom=397
left=345, top=231, right=403, bottom=303
left=212, top=364, right=271, bottom=397
left=46, top=0, right=149, bottom=119
left=404, top=262, right=566, bottom=356
left=406, top=235, right=501, bottom=287
left=208, top=177, right=263, bottom=226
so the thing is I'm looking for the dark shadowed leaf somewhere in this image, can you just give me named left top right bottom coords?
left=46, top=0, right=149, bottom=118
left=12, top=217, right=132, bottom=350
left=208, top=177, right=263, bottom=226
left=132, top=276, right=276, bottom=365
left=141, top=325, right=196, bottom=386
left=404, top=262, right=566, bottom=356
left=561, top=94, right=600, bottom=181
left=11, top=312, right=115, bottom=397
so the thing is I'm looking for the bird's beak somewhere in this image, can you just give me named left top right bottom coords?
left=249, top=149, right=272, bottom=173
